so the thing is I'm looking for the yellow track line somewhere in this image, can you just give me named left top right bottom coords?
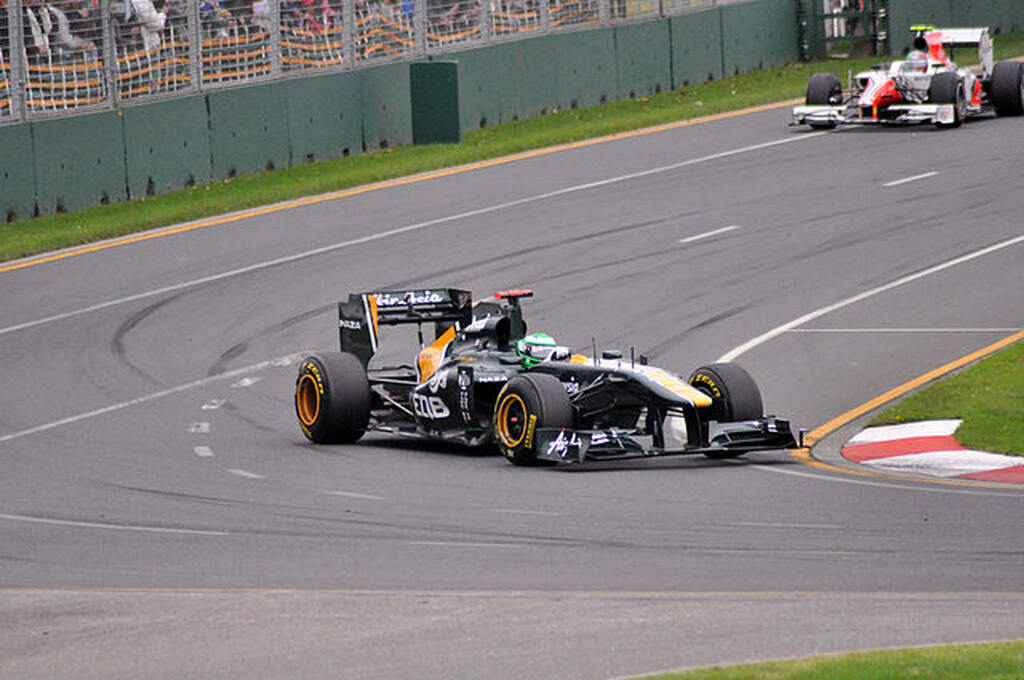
left=0, top=99, right=800, bottom=275
left=794, top=329, right=1024, bottom=487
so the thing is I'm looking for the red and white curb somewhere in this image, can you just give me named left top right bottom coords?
left=842, top=419, right=1024, bottom=483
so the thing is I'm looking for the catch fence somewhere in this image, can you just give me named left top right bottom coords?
left=0, top=0, right=731, bottom=123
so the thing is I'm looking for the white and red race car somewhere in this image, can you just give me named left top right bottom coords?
left=792, top=26, right=1024, bottom=129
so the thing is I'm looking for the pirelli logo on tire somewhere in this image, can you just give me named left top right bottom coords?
left=690, top=373, right=722, bottom=399
left=524, top=414, right=537, bottom=449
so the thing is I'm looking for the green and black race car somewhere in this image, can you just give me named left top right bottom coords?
left=295, top=288, right=798, bottom=465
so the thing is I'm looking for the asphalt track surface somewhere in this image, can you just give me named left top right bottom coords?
left=2, top=105, right=1022, bottom=679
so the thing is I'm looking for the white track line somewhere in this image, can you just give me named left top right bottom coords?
left=679, top=225, right=741, bottom=244
left=752, top=463, right=1023, bottom=498
left=727, top=521, right=845, bottom=530
left=790, top=327, right=1023, bottom=333
left=0, top=354, right=304, bottom=445
left=883, top=171, right=939, bottom=187
left=327, top=490, right=385, bottom=501
left=488, top=508, right=561, bottom=516
left=718, top=233, right=1024, bottom=362
left=228, top=469, right=265, bottom=480
left=408, top=541, right=523, bottom=548
left=0, top=512, right=227, bottom=535
left=0, top=135, right=823, bottom=339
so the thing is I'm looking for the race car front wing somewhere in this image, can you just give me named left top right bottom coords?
left=532, top=416, right=798, bottom=464
left=792, top=103, right=958, bottom=126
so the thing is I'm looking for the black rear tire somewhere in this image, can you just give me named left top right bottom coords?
left=929, top=71, right=965, bottom=128
left=494, top=374, right=573, bottom=466
left=805, top=73, right=842, bottom=129
left=295, top=352, right=371, bottom=444
left=991, top=60, right=1024, bottom=117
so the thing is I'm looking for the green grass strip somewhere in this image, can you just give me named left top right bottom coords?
left=648, top=640, right=1024, bottom=680
left=3, top=31, right=1024, bottom=264
left=871, top=340, right=1024, bottom=456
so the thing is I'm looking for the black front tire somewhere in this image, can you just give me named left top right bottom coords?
left=929, top=71, right=966, bottom=128
left=688, top=363, right=763, bottom=423
left=295, top=352, right=371, bottom=444
left=493, top=374, right=573, bottom=466
left=805, top=73, right=842, bottom=129
left=688, top=363, right=764, bottom=459
left=991, top=60, right=1024, bottom=117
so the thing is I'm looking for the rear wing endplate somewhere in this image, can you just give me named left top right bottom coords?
left=338, top=289, right=472, bottom=366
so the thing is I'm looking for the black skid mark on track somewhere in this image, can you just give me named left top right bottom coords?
left=111, top=292, right=189, bottom=384
left=109, top=484, right=253, bottom=507
left=528, top=246, right=688, bottom=289
left=641, top=301, right=760, bottom=360
left=205, top=212, right=715, bottom=374
left=381, top=211, right=703, bottom=287
left=207, top=303, right=335, bottom=376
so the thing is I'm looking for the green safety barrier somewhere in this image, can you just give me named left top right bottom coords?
left=411, top=62, right=462, bottom=145
left=720, top=0, right=799, bottom=78
left=284, top=72, right=364, bottom=164
left=614, top=20, right=673, bottom=98
left=669, top=9, right=724, bottom=88
left=122, top=95, right=213, bottom=199
left=361, top=62, right=414, bottom=151
left=0, top=123, right=36, bottom=222
left=32, top=111, right=128, bottom=215
left=206, top=83, right=292, bottom=180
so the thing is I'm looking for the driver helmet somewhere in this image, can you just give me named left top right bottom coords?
left=903, top=50, right=929, bottom=73
left=516, top=332, right=559, bottom=366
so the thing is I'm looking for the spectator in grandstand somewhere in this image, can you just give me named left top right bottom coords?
left=110, top=0, right=134, bottom=45
left=1, top=1, right=8, bottom=51
left=200, top=0, right=234, bottom=38
left=249, top=0, right=272, bottom=31
left=23, top=0, right=53, bottom=55
left=130, top=0, right=167, bottom=50
left=50, top=2, right=94, bottom=50
left=298, top=0, right=337, bottom=35
left=156, top=0, right=184, bottom=30
left=24, top=0, right=95, bottom=57
left=58, top=0, right=102, bottom=47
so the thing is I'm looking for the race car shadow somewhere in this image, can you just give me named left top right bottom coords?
left=553, top=452, right=799, bottom=473
left=792, top=116, right=1001, bottom=135
left=832, top=117, right=999, bottom=134
left=358, top=436, right=498, bottom=459
left=336, top=436, right=801, bottom=471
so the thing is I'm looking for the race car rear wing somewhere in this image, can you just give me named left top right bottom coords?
left=338, top=288, right=473, bottom=366
left=912, top=26, right=993, bottom=74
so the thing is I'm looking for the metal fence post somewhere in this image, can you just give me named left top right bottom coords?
left=100, top=0, right=117, bottom=107
left=540, top=0, right=551, bottom=33
left=8, top=0, right=28, bottom=120
left=414, top=0, right=427, bottom=55
left=191, top=0, right=203, bottom=92
left=598, top=0, right=609, bottom=25
left=270, top=0, right=282, bottom=77
left=873, top=0, right=889, bottom=57
left=479, top=0, right=491, bottom=42
left=342, top=0, right=356, bottom=67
